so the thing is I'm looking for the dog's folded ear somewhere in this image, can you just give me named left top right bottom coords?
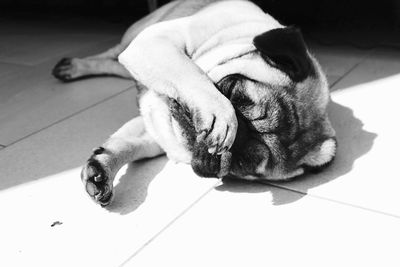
left=253, top=26, right=313, bottom=82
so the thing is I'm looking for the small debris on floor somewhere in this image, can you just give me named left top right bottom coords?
left=51, top=221, right=63, bottom=227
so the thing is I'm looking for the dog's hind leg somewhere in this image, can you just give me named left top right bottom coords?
left=52, top=0, right=225, bottom=82
left=52, top=57, right=132, bottom=82
left=81, top=117, right=165, bottom=206
left=52, top=1, right=182, bottom=82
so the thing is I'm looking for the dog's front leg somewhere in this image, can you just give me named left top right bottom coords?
left=118, top=20, right=238, bottom=155
left=81, top=117, right=164, bottom=206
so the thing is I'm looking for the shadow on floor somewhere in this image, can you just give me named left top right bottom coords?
left=104, top=100, right=376, bottom=212
left=215, top=100, right=377, bottom=205
left=106, top=156, right=168, bottom=215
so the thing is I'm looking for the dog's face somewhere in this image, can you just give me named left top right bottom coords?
left=216, top=70, right=336, bottom=180
left=180, top=26, right=336, bottom=181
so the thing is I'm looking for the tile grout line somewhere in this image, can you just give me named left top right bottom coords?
left=0, top=36, right=120, bottom=67
left=330, top=62, right=362, bottom=89
left=313, top=47, right=400, bottom=217
left=118, top=179, right=223, bottom=267
left=119, top=177, right=400, bottom=267
left=330, top=48, right=377, bottom=89
left=0, top=61, right=29, bottom=67
left=265, top=182, right=400, bottom=220
left=1, top=86, right=135, bottom=150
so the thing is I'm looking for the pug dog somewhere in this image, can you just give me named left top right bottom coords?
left=53, top=0, right=337, bottom=206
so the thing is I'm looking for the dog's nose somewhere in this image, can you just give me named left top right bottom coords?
left=190, top=109, right=252, bottom=178
left=190, top=110, right=250, bottom=178
left=191, top=144, right=222, bottom=178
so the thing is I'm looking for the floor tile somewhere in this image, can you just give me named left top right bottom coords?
left=308, top=43, right=372, bottom=88
left=0, top=90, right=219, bottom=266
left=0, top=160, right=219, bottom=267
left=269, top=49, right=400, bottom=216
left=0, top=38, right=121, bottom=104
left=0, top=19, right=124, bottom=65
left=332, top=49, right=400, bottom=90
left=0, top=62, right=29, bottom=78
left=0, top=40, right=133, bottom=146
left=125, top=181, right=400, bottom=267
left=326, top=74, right=341, bottom=87
left=0, top=89, right=138, bottom=190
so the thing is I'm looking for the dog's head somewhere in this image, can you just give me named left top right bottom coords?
left=175, top=26, right=336, bottom=181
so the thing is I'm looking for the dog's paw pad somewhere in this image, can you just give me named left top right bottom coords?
left=81, top=157, right=113, bottom=206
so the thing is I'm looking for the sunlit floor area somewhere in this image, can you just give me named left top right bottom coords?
left=1, top=15, right=400, bottom=267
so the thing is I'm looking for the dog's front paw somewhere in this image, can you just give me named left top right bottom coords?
left=193, top=95, right=238, bottom=155
left=81, top=148, right=114, bottom=206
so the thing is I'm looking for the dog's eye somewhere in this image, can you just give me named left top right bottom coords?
left=252, top=113, right=268, bottom=122
left=231, top=92, right=254, bottom=110
left=227, top=79, right=238, bottom=99
left=217, top=75, right=243, bottom=99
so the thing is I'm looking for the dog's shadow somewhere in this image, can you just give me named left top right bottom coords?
left=106, top=156, right=168, bottom=215
left=216, top=101, right=377, bottom=205
left=106, top=101, right=377, bottom=214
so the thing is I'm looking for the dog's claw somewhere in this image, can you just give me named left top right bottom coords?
left=196, top=131, right=207, bottom=143
left=192, top=94, right=237, bottom=155
left=217, top=146, right=228, bottom=155
left=94, top=174, right=103, bottom=182
left=208, top=145, right=218, bottom=155
left=94, top=192, right=103, bottom=201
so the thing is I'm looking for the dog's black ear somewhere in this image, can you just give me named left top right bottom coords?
left=253, top=26, right=313, bottom=82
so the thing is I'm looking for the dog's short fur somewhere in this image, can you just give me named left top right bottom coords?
left=53, top=0, right=336, bottom=206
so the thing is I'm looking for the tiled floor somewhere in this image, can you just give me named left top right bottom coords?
left=1, top=15, right=400, bottom=267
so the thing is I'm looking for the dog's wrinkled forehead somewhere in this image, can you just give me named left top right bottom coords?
left=217, top=26, right=329, bottom=115
left=230, top=26, right=331, bottom=120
